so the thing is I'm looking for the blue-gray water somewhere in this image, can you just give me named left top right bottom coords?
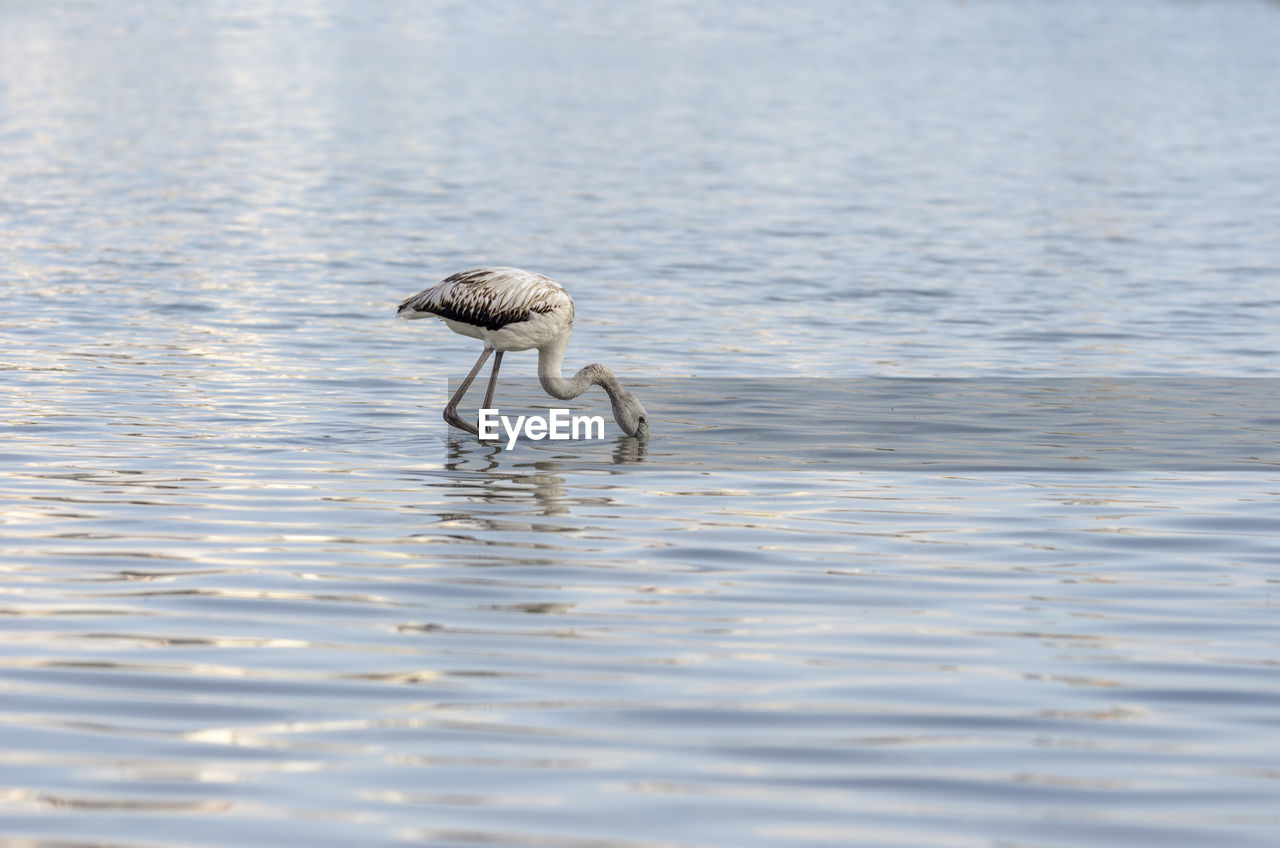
left=3, top=2, right=1279, bottom=847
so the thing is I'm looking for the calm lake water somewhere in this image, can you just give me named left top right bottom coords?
left=3, top=2, right=1279, bottom=846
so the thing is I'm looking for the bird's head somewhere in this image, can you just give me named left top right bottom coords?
left=611, top=389, right=650, bottom=439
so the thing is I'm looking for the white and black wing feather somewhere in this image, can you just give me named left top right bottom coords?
left=397, top=267, right=572, bottom=331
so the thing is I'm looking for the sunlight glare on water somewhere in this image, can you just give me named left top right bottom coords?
left=2, top=2, right=1280, bottom=847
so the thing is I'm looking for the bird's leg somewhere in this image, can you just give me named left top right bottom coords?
left=443, top=347, right=493, bottom=436
left=481, top=350, right=503, bottom=411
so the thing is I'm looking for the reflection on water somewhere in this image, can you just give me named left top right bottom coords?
left=443, top=434, right=651, bottom=477
left=4, top=0, right=1280, bottom=846
left=5, top=425, right=1277, bottom=846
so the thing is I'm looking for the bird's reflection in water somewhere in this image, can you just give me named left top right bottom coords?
left=442, top=435, right=647, bottom=472
left=610, top=436, right=647, bottom=464
left=429, top=434, right=647, bottom=517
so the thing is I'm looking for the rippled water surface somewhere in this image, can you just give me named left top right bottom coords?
left=3, top=2, right=1280, bottom=847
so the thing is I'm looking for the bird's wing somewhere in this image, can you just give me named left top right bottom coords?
left=397, top=267, right=571, bottom=331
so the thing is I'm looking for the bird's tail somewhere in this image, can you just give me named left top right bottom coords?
left=397, top=296, right=429, bottom=318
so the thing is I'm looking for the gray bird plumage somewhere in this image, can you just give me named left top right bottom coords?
left=397, top=267, right=571, bottom=331
left=398, top=267, right=649, bottom=440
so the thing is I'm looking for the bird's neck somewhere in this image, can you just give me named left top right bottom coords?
left=537, top=333, right=621, bottom=402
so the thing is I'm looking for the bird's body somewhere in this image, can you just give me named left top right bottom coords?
left=398, top=267, right=571, bottom=352
left=398, top=267, right=649, bottom=439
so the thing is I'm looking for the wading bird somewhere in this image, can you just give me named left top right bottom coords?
left=398, top=267, right=650, bottom=439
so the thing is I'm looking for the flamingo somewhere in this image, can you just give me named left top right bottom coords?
left=397, top=267, right=650, bottom=440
